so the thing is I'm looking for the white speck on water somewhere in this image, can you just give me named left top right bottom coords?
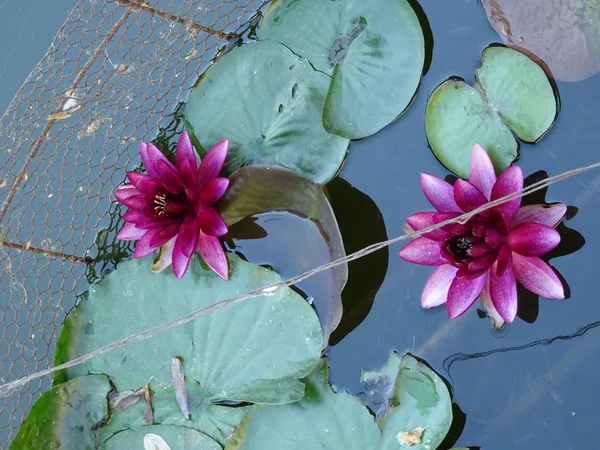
left=62, top=98, right=79, bottom=111
left=572, top=411, right=576, bottom=416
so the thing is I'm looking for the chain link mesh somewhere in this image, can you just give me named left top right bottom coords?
left=0, top=0, right=264, bottom=445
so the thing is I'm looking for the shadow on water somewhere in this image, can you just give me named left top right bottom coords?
left=326, top=178, right=389, bottom=346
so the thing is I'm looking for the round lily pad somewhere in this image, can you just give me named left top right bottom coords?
left=425, top=78, right=518, bottom=178
left=260, top=0, right=425, bottom=139
left=10, top=375, right=111, bottom=450
left=101, top=425, right=221, bottom=450
left=185, top=40, right=349, bottom=184
left=476, top=46, right=558, bottom=143
left=54, top=254, right=323, bottom=442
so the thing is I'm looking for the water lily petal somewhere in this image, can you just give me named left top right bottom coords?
left=114, top=185, right=140, bottom=203
left=199, top=177, right=230, bottom=205
left=420, top=174, right=461, bottom=212
left=117, top=223, right=146, bottom=241
left=489, top=263, right=518, bottom=323
left=138, top=142, right=151, bottom=171
left=133, top=231, right=161, bottom=258
left=512, top=203, right=567, bottom=228
left=171, top=250, right=193, bottom=279
left=123, top=209, right=148, bottom=225
left=398, top=237, right=446, bottom=266
left=447, top=271, right=488, bottom=318
left=454, top=179, right=487, bottom=212
left=496, top=244, right=512, bottom=276
left=121, top=193, right=152, bottom=210
left=198, top=232, right=229, bottom=279
left=469, top=143, right=497, bottom=200
left=127, top=172, right=162, bottom=194
left=507, top=223, right=561, bottom=256
left=174, top=221, right=199, bottom=258
left=143, top=142, right=177, bottom=178
left=198, top=206, right=228, bottom=237
left=155, top=160, right=185, bottom=194
left=406, top=212, right=454, bottom=241
left=151, top=237, right=175, bottom=273
left=176, top=131, right=198, bottom=172
left=512, top=254, right=565, bottom=299
left=491, top=166, right=524, bottom=224
left=467, top=253, right=496, bottom=272
left=198, top=140, right=228, bottom=186
left=171, top=241, right=194, bottom=279
left=148, top=224, right=181, bottom=249
left=421, top=265, right=459, bottom=308
left=480, top=278, right=505, bottom=330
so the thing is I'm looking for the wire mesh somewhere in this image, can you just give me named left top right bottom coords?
left=0, top=0, right=265, bottom=445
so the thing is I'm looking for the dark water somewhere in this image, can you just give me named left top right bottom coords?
left=0, top=0, right=78, bottom=112
left=4, top=0, right=600, bottom=449
left=231, top=1, right=600, bottom=449
left=324, top=2, right=600, bottom=449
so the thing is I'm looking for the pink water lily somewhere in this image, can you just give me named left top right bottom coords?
left=115, top=131, right=230, bottom=279
left=399, top=143, right=566, bottom=327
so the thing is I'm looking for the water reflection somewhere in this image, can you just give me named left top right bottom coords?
left=443, top=319, right=600, bottom=378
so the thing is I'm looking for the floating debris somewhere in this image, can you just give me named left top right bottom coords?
left=171, top=357, right=190, bottom=419
left=397, top=427, right=425, bottom=446
left=143, top=433, right=171, bottom=450
left=108, top=389, right=142, bottom=412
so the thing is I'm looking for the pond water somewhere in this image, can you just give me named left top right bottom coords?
left=327, top=2, right=600, bottom=449
left=230, top=1, right=600, bottom=449
left=3, top=0, right=600, bottom=449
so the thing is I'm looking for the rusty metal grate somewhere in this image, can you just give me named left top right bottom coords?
left=0, top=0, right=265, bottom=444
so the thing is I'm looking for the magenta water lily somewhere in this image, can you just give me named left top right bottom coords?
left=114, top=131, right=230, bottom=279
left=399, top=143, right=566, bottom=327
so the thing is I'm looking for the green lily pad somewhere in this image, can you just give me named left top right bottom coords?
left=101, top=425, right=221, bottom=450
left=260, top=0, right=425, bottom=139
left=425, top=46, right=557, bottom=178
left=225, top=353, right=453, bottom=450
left=10, top=375, right=111, bottom=450
left=218, top=166, right=347, bottom=343
left=425, top=78, right=517, bottom=178
left=99, top=382, right=246, bottom=447
left=476, top=46, right=558, bottom=142
left=379, top=354, right=453, bottom=450
left=54, top=254, right=323, bottom=441
left=185, top=40, right=349, bottom=184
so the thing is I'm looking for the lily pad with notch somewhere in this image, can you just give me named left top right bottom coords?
left=425, top=46, right=558, bottom=178
left=54, top=254, right=323, bottom=444
left=260, top=0, right=426, bottom=139
left=225, top=353, right=453, bottom=450
left=185, top=40, right=349, bottom=184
